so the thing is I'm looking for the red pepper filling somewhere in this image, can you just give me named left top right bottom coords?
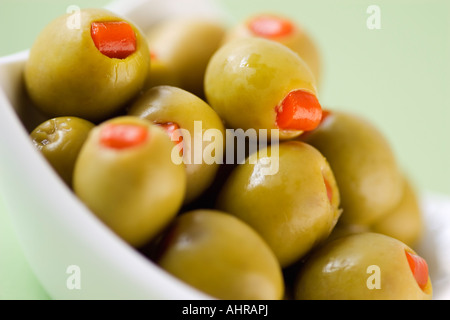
left=323, top=176, right=333, bottom=203
left=100, top=123, right=148, bottom=149
left=150, top=50, right=158, bottom=61
left=248, top=15, right=295, bottom=38
left=405, top=249, right=429, bottom=291
left=91, top=21, right=136, bottom=59
left=276, top=89, right=322, bottom=131
left=155, top=122, right=184, bottom=154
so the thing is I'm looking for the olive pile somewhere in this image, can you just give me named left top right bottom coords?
left=26, top=8, right=432, bottom=299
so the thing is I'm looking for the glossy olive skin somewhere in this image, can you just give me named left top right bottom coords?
left=301, top=110, right=403, bottom=226
left=128, top=85, right=226, bottom=204
left=371, top=177, right=424, bottom=248
left=30, top=117, right=94, bottom=186
left=204, top=37, right=318, bottom=140
left=25, top=8, right=150, bottom=122
left=223, top=13, right=321, bottom=85
left=216, top=141, right=341, bottom=267
left=155, top=210, right=284, bottom=300
left=294, top=232, right=432, bottom=300
left=145, top=18, right=225, bottom=98
left=73, top=116, right=186, bottom=247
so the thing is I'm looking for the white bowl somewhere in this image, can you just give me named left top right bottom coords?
left=0, top=0, right=449, bottom=300
left=0, top=0, right=224, bottom=300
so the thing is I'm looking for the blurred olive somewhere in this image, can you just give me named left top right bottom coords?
left=155, top=209, right=284, bottom=300
left=301, top=110, right=403, bottom=226
left=371, top=177, right=424, bottom=248
left=30, top=116, right=94, bottom=186
left=145, top=18, right=225, bottom=98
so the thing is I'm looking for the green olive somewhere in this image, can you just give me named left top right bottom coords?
left=223, top=13, right=321, bottom=85
left=24, top=8, right=150, bottom=122
left=128, top=85, right=226, bottom=204
left=145, top=18, right=225, bottom=98
left=154, top=209, right=284, bottom=300
left=216, top=141, right=341, bottom=267
left=204, top=37, right=320, bottom=140
left=301, top=110, right=403, bottom=226
left=294, top=232, right=433, bottom=300
left=30, top=116, right=94, bottom=186
left=371, top=177, right=424, bottom=248
left=73, top=116, right=186, bottom=247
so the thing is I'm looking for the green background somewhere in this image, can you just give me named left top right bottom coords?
left=0, top=0, right=449, bottom=299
